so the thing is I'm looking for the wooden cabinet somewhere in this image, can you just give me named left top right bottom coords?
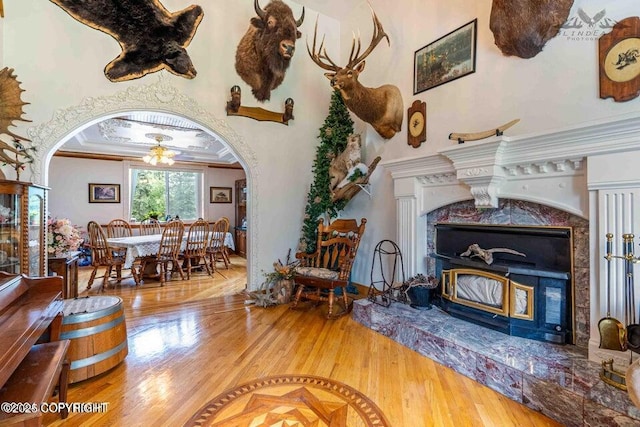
left=235, top=227, right=247, bottom=258
left=48, top=251, right=80, bottom=299
left=235, top=179, right=247, bottom=258
left=0, top=180, right=47, bottom=276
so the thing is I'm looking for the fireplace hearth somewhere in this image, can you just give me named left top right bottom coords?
left=433, top=223, right=574, bottom=344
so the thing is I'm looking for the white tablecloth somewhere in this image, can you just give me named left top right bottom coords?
left=107, top=232, right=234, bottom=269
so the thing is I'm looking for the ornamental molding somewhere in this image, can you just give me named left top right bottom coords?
left=26, top=76, right=261, bottom=286
left=382, top=112, right=640, bottom=209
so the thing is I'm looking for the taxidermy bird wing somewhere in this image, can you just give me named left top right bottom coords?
left=0, top=68, right=31, bottom=142
left=49, top=0, right=204, bottom=82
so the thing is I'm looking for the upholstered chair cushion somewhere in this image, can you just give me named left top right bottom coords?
left=295, top=267, right=339, bottom=280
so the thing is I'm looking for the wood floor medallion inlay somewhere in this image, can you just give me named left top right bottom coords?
left=184, top=374, right=391, bottom=426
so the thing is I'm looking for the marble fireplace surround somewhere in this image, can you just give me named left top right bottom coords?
left=372, top=113, right=640, bottom=424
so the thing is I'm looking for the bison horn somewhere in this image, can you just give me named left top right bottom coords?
left=296, top=7, right=305, bottom=27
left=254, top=0, right=266, bottom=20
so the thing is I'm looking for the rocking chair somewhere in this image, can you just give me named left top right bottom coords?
left=290, top=218, right=366, bottom=319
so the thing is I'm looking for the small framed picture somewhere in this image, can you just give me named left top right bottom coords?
left=414, top=19, right=477, bottom=94
left=210, top=187, right=232, bottom=204
left=88, top=183, right=121, bottom=203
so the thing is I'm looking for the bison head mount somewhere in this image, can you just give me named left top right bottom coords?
left=235, top=0, right=304, bottom=102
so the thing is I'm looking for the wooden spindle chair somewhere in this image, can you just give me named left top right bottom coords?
left=139, top=218, right=162, bottom=236
left=290, top=218, right=366, bottom=319
left=206, top=219, right=228, bottom=276
left=138, top=220, right=185, bottom=285
left=86, top=221, right=130, bottom=291
left=182, top=219, right=212, bottom=279
left=106, top=218, right=133, bottom=238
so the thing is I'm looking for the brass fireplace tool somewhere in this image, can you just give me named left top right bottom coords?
left=599, top=233, right=639, bottom=390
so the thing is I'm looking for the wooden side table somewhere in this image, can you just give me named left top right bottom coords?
left=48, top=251, right=80, bottom=299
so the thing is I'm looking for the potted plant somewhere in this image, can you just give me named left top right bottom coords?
left=147, top=210, right=162, bottom=220
left=403, top=274, right=439, bottom=310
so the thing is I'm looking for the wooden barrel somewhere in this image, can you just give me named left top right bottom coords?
left=61, top=296, right=128, bottom=383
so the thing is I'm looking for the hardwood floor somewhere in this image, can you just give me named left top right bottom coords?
left=43, top=255, right=561, bottom=426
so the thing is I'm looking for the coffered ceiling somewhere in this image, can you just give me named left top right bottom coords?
left=59, top=113, right=239, bottom=166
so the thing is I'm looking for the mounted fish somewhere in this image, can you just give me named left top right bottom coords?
left=307, top=4, right=403, bottom=139
left=235, top=0, right=305, bottom=102
left=598, top=233, right=626, bottom=351
left=490, top=0, right=574, bottom=58
left=49, top=0, right=204, bottom=82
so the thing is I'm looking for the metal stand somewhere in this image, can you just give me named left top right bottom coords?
left=367, top=240, right=407, bottom=307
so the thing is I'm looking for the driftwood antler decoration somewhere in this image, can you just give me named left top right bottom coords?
left=0, top=68, right=36, bottom=180
left=449, top=119, right=520, bottom=144
left=307, top=4, right=403, bottom=139
left=460, top=243, right=526, bottom=265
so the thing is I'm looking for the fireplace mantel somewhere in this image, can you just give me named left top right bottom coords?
left=383, top=112, right=640, bottom=213
left=382, top=112, right=640, bottom=362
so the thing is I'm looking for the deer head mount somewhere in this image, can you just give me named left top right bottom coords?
left=307, top=6, right=403, bottom=139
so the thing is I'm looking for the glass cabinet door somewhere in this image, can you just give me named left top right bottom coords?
left=28, top=187, right=46, bottom=276
left=0, top=191, right=22, bottom=274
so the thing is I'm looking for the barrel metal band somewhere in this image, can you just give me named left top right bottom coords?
left=60, top=316, right=124, bottom=340
left=69, top=340, right=128, bottom=370
left=63, top=301, right=123, bottom=324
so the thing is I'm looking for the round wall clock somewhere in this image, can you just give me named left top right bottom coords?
left=599, top=17, right=640, bottom=102
left=407, top=100, right=426, bottom=148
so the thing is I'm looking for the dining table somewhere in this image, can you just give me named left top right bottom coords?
left=106, top=232, right=235, bottom=269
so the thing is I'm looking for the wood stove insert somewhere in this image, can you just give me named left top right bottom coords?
left=432, top=223, right=574, bottom=344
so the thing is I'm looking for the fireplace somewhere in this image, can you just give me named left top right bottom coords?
left=433, top=223, right=574, bottom=344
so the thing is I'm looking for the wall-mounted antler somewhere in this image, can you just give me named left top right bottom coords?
left=0, top=67, right=36, bottom=180
left=307, top=4, right=403, bottom=140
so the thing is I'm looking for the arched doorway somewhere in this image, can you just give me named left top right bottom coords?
left=27, top=78, right=260, bottom=288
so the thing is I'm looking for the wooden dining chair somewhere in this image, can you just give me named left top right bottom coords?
left=206, top=219, right=228, bottom=275
left=139, top=220, right=185, bottom=286
left=218, top=217, right=231, bottom=266
left=139, top=218, right=162, bottom=236
left=106, top=219, right=133, bottom=238
left=86, top=221, right=132, bottom=290
left=182, top=218, right=212, bottom=279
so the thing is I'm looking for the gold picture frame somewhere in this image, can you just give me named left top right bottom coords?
left=210, top=187, right=232, bottom=204
left=88, top=183, right=121, bottom=203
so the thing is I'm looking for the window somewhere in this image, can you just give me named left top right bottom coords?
left=129, top=167, right=203, bottom=221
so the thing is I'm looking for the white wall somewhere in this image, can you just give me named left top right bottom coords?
left=47, top=156, right=245, bottom=230
left=2, top=0, right=640, bottom=289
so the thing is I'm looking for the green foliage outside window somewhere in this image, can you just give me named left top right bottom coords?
left=130, top=169, right=201, bottom=221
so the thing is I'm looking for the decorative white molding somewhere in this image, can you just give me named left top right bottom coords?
left=383, top=112, right=640, bottom=211
left=26, top=76, right=262, bottom=288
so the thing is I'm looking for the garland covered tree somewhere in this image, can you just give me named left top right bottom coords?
left=299, top=91, right=354, bottom=253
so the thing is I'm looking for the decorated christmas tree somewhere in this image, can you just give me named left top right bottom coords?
left=299, top=91, right=354, bottom=253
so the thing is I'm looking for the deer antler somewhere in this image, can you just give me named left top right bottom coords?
left=306, top=16, right=341, bottom=72
left=345, top=5, right=390, bottom=69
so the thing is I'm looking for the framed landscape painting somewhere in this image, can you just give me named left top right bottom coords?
left=89, top=183, right=120, bottom=203
left=210, top=187, right=232, bottom=204
left=414, top=19, right=477, bottom=94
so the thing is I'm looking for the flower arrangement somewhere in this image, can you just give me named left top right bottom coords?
left=0, top=206, right=12, bottom=223
left=47, top=217, right=83, bottom=257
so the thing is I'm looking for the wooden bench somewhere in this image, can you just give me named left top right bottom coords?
left=0, top=340, right=70, bottom=426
